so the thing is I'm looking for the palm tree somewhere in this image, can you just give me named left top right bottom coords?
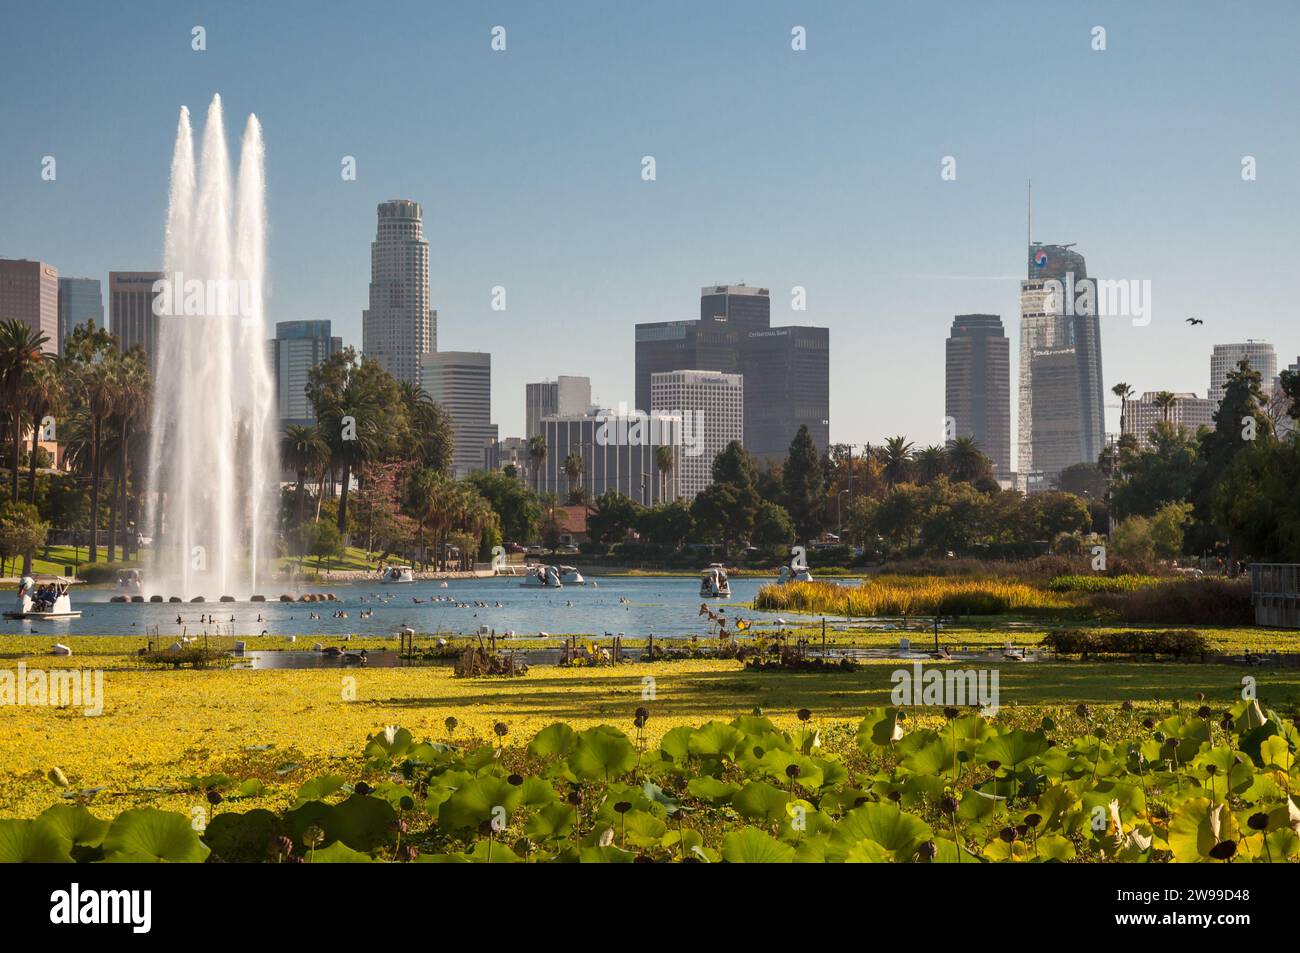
left=397, top=379, right=453, bottom=472
left=947, top=435, right=987, bottom=483
left=881, top=435, right=914, bottom=487
left=24, top=356, right=64, bottom=503
left=1153, top=390, right=1177, bottom=424
left=562, top=451, right=585, bottom=504
left=654, top=444, right=675, bottom=501
left=914, top=445, right=947, bottom=484
left=1112, top=382, right=1134, bottom=436
left=404, top=466, right=444, bottom=569
left=281, top=424, right=328, bottom=526
left=0, top=320, right=50, bottom=502
left=106, top=349, right=148, bottom=563
left=527, top=434, right=547, bottom=494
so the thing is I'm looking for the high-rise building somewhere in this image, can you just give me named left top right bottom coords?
left=362, top=199, right=435, bottom=387
left=1018, top=243, right=1104, bottom=487
left=1210, top=342, right=1277, bottom=405
left=1121, top=392, right=1216, bottom=450
left=56, top=277, right=103, bottom=354
left=634, top=284, right=829, bottom=462
left=539, top=411, right=681, bottom=505
left=0, top=259, right=59, bottom=353
left=108, top=271, right=164, bottom=362
left=271, top=320, right=343, bottom=426
left=945, top=314, right=1011, bottom=479
left=650, top=369, right=743, bottom=499
left=525, top=376, right=591, bottom=438
left=421, top=351, right=495, bottom=478
left=484, top=436, right=530, bottom=479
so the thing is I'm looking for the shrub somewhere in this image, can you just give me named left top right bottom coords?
left=1040, top=628, right=1212, bottom=658
left=754, top=577, right=1055, bottom=616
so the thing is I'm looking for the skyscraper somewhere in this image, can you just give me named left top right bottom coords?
left=651, top=369, right=743, bottom=499
left=108, top=271, right=163, bottom=363
left=525, top=376, right=591, bottom=438
left=1210, top=342, right=1277, bottom=405
left=1018, top=243, right=1104, bottom=487
left=634, top=284, right=829, bottom=462
left=362, top=199, right=435, bottom=387
left=0, top=259, right=59, bottom=352
left=57, top=276, right=103, bottom=353
left=271, top=320, right=343, bottom=426
left=421, top=351, right=495, bottom=478
left=945, top=314, right=1011, bottom=480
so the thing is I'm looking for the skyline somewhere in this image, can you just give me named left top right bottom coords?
left=4, top=1, right=1299, bottom=448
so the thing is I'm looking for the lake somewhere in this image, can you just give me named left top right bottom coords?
left=1, top=575, right=791, bottom=639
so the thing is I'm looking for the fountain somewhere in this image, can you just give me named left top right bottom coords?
left=144, top=95, right=278, bottom=599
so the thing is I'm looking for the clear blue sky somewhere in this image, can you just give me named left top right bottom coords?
left=3, top=1, right=1297, bottom=449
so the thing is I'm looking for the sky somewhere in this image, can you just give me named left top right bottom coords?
left=3, top=0, right=1298, bottom=454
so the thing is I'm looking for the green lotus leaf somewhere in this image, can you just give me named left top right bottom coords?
left=467, top=840, right=523, bottom=863
left=686, top=776, right=740, bottom=805
left=295, top=774, right=347, bottom=805
left=234, top=779, right=266, bottom=798
left=569, top=725, right=637, bottom=781
left=0, top=819, right=72, bottom=863
left=525, top=802, right=576, bottom=840
left=659, top=726, right=695, bottom=762
left=520, top=776, right=559, bottom=807
left=35, top=804, right=108, bottom=848
left=856, top=707, right=903, bottom=751
left=528, top=722, right=577, bottom=759
left=813, top=757, right=849, bottom=790
left=792, top=834, right=832, bottom=862
left=202, top=809, right=281, bottom=862
left=324, top=794, right=397, bottom=852
left=843, top=839, right=892, bottom=862
left=1034, top=784, right=1079, bottom=831
left=901, top=736, right=957, bottom=778
left=101, top=808, right=211, bottom=863
left=733, top=780, right=790, bottom=825
left=830, top=803, right=932, bottom=861
left=1168, top=797, right=1238, bottom=863
left=620, top=809, right=667, bottom=848
left=437, top=775, right=524, bottom=831
left=1259, top=735, right=1292, bottom=771
left=1034, top=833, right=1076, bottom=861
left=687, top=721, right=745, bottom=759
left=721, top=826, right=796, bottom=863
left=957, top=788, right=1003, bottom=823
left=364, top=726, right=413, bottom=760
left=414, top=851, right=470, bottom=863
left=307, top=840, right=373, bottom=863
left=976, top=729, right=1049, bottom=769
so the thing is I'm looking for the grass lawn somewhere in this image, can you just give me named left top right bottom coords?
left=2, top=656, right=1297, bottom=818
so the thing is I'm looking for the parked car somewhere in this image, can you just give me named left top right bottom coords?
left=556, top=544, right=580, bottom=555
left=505, top=542, right=526, bottom=554
left=525, top=545, right=547, bottom=556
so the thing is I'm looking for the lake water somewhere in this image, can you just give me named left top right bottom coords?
left=1, top=576, right=791, bottom=639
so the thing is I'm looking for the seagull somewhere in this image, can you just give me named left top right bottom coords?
left=1186, top=317, right=1203, bottom=325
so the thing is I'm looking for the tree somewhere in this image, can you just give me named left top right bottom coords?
left=0, top=500, right=49, bottom=578
left=1108, top=421, right=1201, bottom=519
left=1149, top=501, right=1193, bottom=559
left=587, top=490, right=640, bottom=545
left=397, top=379, right=454, bottom=473
left=405, top=466, right=446, bottom=569
left=881, top=436, right=914, bottom=486
left=0, top=320, right=50, bottom=503
left=281, top=424, right=329, bottom=527
left=1031, top=492, right=1091, bottom=540
left=781, top=425, right=825, bottom=541
left=1111, top=515, right=1155, bottom=563
left=1058, top=462, right=1108, bottom=500
left=691, top=481, right=758, bottom=544
left=914, top=445, right=948, bottom=484
left=1152, top=390, right=1177, bottom=424
left=654, top=444, right=675, bottom=501
left=467, top=469, right=541, bottom=543
left=752, top=500, right=795, bottom=547
left=562, top=452, right=585, bottom=505
left=63, top=321, right=118, bottom=564
left=526, top=435, right=547, bottom=494
left=1213, top=437, right=1300, bottom=561
left=946, top=436, right=990, bottom=483
left=635, top=499, right=694, bottom=550
left=1112, top=382, right=1134, bottom=440
left=24, top=355, right=64, bottom=504
left=711, top=440, right=758, bottom=489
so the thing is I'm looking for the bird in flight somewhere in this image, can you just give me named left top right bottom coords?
left=1186, top=317, right=1204, bottom=325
